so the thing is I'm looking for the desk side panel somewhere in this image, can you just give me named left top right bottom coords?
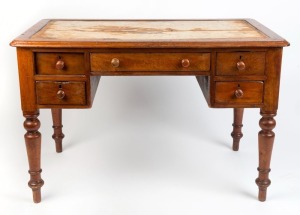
left=16, top=48, right=37, bottom=113
left=262, top=48, right=283, bottom=112
left=89, top=76, right=101, bottom=105
left=196, top=76, right=211, bottom=106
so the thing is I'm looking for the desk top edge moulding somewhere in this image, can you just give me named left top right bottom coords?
left=10, top=19, right=289, bottom=48
left=10, top=19, right=289, bottom=203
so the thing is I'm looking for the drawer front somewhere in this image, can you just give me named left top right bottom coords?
left=90, top=53, right=210, bottom=72
left=35, top=53, right=85, bottom=75
left=215, top=81, right=263, bottom=104
left=216, top=52, right=265, bottom=76
left=36, top=81, right=86, bottom=105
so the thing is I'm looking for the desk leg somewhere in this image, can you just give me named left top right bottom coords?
left=24, top=111, right=44, bottom=203
left=256, top=111, right=276, bottom=201
left=51, top=108, right=64, bottom=153
left=231, top=108, right=244, bottom=151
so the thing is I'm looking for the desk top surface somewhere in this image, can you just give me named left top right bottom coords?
left=11, top=19, right=289, bottom=48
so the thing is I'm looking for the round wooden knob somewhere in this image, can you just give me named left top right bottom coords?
left=234, top=88, right=244, bottom=98
left=236, top=60, right=246, bottom=71
left=111, top=58, right=120, bottom=67
left=181, top=59, right=190, bottom=68
left=57, top=89, right=65, bottom=100
left=56, top=59, right=65, bottom=70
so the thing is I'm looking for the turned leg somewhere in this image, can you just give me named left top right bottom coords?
left=231, top=108, right=244, bottom=151
left=24, top=112, right=44, bottom=203
left=51, top=108, right=64, bottom=153
left=255, top=111, right=276, bottom=201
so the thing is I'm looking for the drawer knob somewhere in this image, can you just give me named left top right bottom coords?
left=236, top=60, right=246, bottom=71
left=111, top=58, right=120, bottom=67
left=181, top=59, right=190, bottom=68
left=57, top=89, right=65, bottom=100
left=234, top=88, right=244, bottom=98
left=56, top=59, right=65, bottom=70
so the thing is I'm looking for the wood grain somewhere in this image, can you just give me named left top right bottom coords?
left=51, top=108, right=64, bottom=153
left=36, top=81, right=86, bottom=106
left=231, top=108, right=244, bottom=151
left=23, top=111, right=44, bottom=203
left=215, top=81, right=264, bottom=104
left=256, top=111, right=276, bottom=201
left=35, top=52, right=85, bottom=75
left=90, top=52, right=211, bottom=75
left=216, top=52, right=266, bottom=76
left=10, top=19, right=289, bottom=203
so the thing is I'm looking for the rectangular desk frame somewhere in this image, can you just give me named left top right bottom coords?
left=10, top=19, right=289, bottom=203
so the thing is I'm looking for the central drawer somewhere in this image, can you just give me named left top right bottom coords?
left=90, top=53, right=211, bottom=75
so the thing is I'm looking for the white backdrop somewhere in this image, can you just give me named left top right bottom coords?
left=1, top=1, right=299, bottom=214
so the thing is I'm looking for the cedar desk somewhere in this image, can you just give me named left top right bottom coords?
left=10, top=19, right=289, bottom=203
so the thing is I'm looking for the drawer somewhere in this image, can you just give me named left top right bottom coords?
left=35, top=53, right=85, bottom=75
left=215, top=81, right=263, bottom=104
left=216, top=52, right=265, bottom=76
left=36, top=81, right=86, bottom=105
left=90, top=53, right=210, bottom=72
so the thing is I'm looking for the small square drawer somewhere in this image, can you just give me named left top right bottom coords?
left=90, top=53, right=211, bottom=73
left=215, top=81, right=263, bottom=104
left=36, top=81, right=86, bottom=105
left=216, top=52, right=265, bottom=76
left=35, top=53, right=85, bottom=75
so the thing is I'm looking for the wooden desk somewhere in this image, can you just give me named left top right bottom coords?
left=10, top=19, right=289, bottom=203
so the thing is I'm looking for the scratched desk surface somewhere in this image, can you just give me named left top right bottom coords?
left=11, top=19, right=288, bottom=48
left=31, top=20, right=266, bottom=40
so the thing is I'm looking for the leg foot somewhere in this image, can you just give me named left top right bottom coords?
left=24, top=112, right=44, bottom=203
left=32, top=189, right=42, bottom=203
left=255, top=111, right=276, bottom=201
left=51, top=108, right=64, bottom=153
left=231, top=108, right=244, bottom=151
left=28, top=169, right=44, bottom=203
